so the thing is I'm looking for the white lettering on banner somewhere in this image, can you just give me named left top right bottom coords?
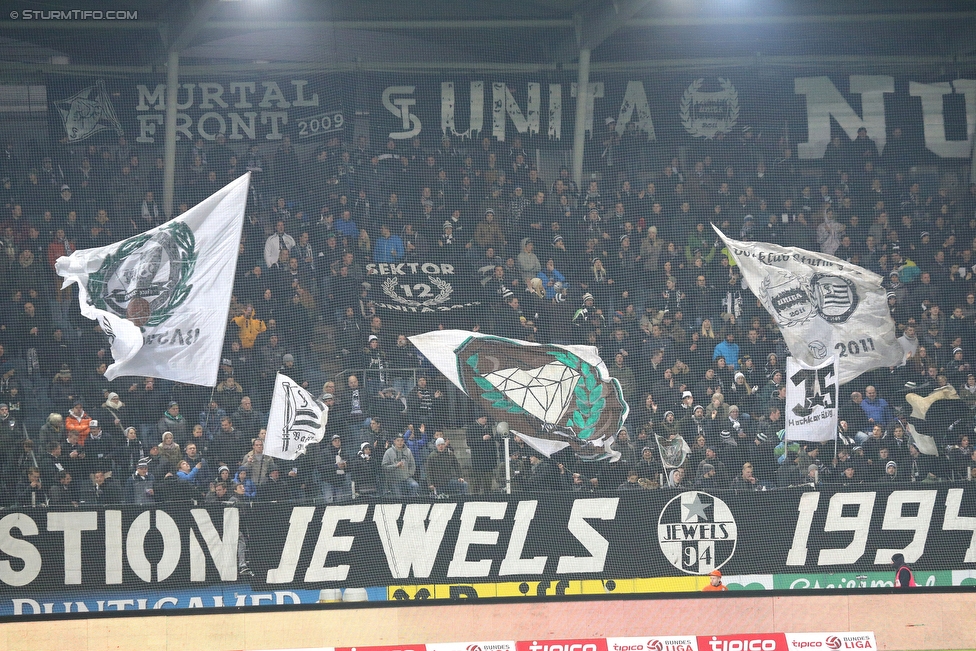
left=105, top=510, right=122, bottom=584
left=818, top=492, right=875, bottom=566
left=266, top=506, right=316, bottom=584
left=47, top=512, right=97, bottom=584
left=491, top=82, right=541, bottom=141
left=188, top=508, right=239, bottom=582
left=706, top=640, right=777, bottom=651
left=872, top=490, right=936, bottom=564
left=230, top=81, right=256, bottom=107
left=126, top=511, right=182, bottom=582
left=548, top=83, right=562, bottom=140
left=383, top=85, right=422, bottom=139
left=615, top=81, right=657, bottom=140
left=366, top=262, right=456, bottom=275
left=0, top=514, right=41, bottom=587
left=555, top=498, right=617, bottom=573
left=442, top=81, right=486, bottom=139
left=500, top=500, right=548, bottom=575
left=795, top=75, right=894, bottom=159
left=786, top=489, right=976, bottom=567
left=942, top=488, right=976, bottom=562
left=909, top=80, right=976, bottom=158
left=133, top=80, right=325, bottom=142
left=9, top=592, right=306, bottom=616
left=571, top=82, right=605, bottom=137
left=448, top=502, right=507, bottom=578
left=373, top=503, right=457, bottom=578
left=528, top=644, right=599, bottom=651
left=786, top=492, right=820, bottom=566
left=304, top=504, right=368, bottom=582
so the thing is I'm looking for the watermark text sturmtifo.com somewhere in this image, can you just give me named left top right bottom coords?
left=9, top=10, right=139, bottom=20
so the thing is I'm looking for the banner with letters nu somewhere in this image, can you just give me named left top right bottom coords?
left=785, top=356, right=838, bottom=442
left=715, top=228, right=903, bottom=385
left=46, top=72, right=976, bottom=162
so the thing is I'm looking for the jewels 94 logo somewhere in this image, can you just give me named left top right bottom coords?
left=657, top=491, right=737, bottom=574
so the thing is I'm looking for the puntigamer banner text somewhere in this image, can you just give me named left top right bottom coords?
left=47, top=73, right=976, bottom=160
left=0, top=486, right=972, bottom=612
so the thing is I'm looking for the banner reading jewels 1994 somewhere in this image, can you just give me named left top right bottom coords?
left=0, top=486, right=973, bottom=617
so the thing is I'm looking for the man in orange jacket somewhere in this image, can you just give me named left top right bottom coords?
left=702, top=569, right=728, bottom=592
left=65, top=400, right=92, bottom=445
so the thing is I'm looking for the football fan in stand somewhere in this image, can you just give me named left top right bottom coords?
left=702, top=569, right=727, bottom=591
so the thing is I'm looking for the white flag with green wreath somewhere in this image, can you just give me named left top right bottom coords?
left=55, top=173, right=250, bottom=386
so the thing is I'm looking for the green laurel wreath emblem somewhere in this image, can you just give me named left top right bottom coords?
left=465, top=353, right=527, bottom=414
left=87, top=221, right=197, bottom=328
left=547, top=350, right=604, bottom=441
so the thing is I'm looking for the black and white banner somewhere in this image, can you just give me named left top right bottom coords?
left=366, top=261, right=481, bottom=315
left=785, top=356, right=839, bottom=442
left=0, top=485, right=973, bottom=595
left=716, top=228, right=904, bottom=385
left=47, top=72, right=976, bottom=160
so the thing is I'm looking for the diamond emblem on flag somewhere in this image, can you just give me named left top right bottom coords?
left=482, top=362, right=581, bottom=425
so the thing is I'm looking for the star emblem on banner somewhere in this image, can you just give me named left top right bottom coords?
left=682, top=493, right=711, bottom=522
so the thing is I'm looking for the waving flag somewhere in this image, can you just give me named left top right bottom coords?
left=265, top=373, right=328, bottom=460
left=409, top=330, right=629, bottom=461
left=714, top=226, right=903, bottom=384
left=56, top=173, right=249, bottom=386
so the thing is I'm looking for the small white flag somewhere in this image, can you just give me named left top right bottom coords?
left=715, top=226, right=904, bottom=384
left=265, top=373, right=328, bottom=460
left=55, top=173, right=250, bottom=386
left=785, top=356, right=839, bottom=442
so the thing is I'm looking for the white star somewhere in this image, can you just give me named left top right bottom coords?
left=682, top=493, right=711, bottom=522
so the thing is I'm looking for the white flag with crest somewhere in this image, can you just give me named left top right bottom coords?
left=785, top=356, right=839, bottom=442
left=714, top=226, right=903, bottom=384
left=265, top=373, right=328, bottom=460
left=55, top=173, right=250, bottom=386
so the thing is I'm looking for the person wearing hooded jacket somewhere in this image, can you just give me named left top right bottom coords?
left=350, top=442, right=379, bottom=495
left=97, top=392, right=129, bottom=437
left=157, top=401, right=190, bottom=446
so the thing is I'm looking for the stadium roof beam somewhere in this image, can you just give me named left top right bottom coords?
left=1, top=11, right=971, bottom=32
left=625, top=11, right=976, bottom=28
left=162, top=0, right=222, bottom=53
left=3, top=53, right=973, bottom=77
left=558, top=0, right=655, bottom=63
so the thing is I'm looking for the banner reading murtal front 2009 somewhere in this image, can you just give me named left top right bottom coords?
left=714, top=226, right=903, bottom=385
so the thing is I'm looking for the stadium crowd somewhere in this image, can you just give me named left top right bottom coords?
left=1, top=119, right=976, bottom=507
